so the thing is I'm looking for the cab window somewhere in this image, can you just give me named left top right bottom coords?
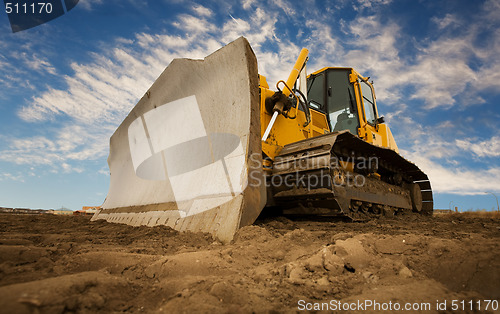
left=307, top=73, right=325, bottom=112
left=326, top=70, right=358, bottom=134
left=359, top=79, right=376, bottom=124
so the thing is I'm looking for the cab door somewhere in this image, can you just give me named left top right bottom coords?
left=355, top=76, right=384, bottom=147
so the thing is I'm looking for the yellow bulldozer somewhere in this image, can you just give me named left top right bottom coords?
left=92, top=37, right=433, bottom=242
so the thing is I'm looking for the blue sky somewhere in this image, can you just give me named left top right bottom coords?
left=0, top=0, right=499, bottom=211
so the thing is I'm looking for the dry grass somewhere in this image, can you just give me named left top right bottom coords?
left=457, top=210, right=500, bottom=218
left=434, top=210, right=500, bottom=218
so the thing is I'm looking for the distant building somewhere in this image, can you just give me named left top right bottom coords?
left=30, top=209, right=48, bottom=214
left=48, top=207, right=74, bottom=215
left=74, top=206, right=101, bottom=216
left=0, top=207, right=14, bottom=213
left=13, top=208, right=32, bottom=214
left=0, top=207, right=49, bottom=214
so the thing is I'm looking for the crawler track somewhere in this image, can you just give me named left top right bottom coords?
left=268, top=131, right=433, bottom=219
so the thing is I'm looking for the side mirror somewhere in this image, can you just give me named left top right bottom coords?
left=375, top=116, right=385, bottom=124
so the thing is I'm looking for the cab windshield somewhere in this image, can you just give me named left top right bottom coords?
left=307, top=69, right=359, bottom=134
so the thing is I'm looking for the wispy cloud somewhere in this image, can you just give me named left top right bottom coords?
left=432, top=13, right=460, bottom=30
left=0, top=172, right=25, bottom=183
left=78, top=0, right=103, bottom=11
left=97, top=167, right=109, bottom=175
left=271, top=0, right=296, bottom=16
left=0, top=22, right=68, bottom=96
left=334, top=5, right=499, bottom=110
left=241, top=0, right=256, bottom=10
left=192, top=4, right=213, bottom=17
left=456, top=136, right=500, bottom=158
left=355, top=0, right=393, bottom=10
left=0, top=124, right=109, bottom=167
left=173, top=14, right=217, bottom=34
left=62, top=162, right=84, bottom=173
left=21, top=53, right=57, bottom=75
left=404, top=151, right=500, bottom=195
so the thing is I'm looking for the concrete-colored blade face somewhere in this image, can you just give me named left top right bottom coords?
left=92, top=37, right=266, bottom=243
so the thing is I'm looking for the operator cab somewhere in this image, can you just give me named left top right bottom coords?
left=307, top=67, right=380, bottom=136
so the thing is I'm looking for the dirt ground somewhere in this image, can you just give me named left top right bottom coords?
left=0, top=212, right=499, bottom=313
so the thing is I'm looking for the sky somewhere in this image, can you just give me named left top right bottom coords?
left=0, top=0, right=499, bottom=211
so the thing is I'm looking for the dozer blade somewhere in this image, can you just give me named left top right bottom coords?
left=92, top=37, right=266, bottom=243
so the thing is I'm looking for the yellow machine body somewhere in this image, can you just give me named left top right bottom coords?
left=259, top=48, right=432, bottom=218
left=259, top=49, right=398, bottom=161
